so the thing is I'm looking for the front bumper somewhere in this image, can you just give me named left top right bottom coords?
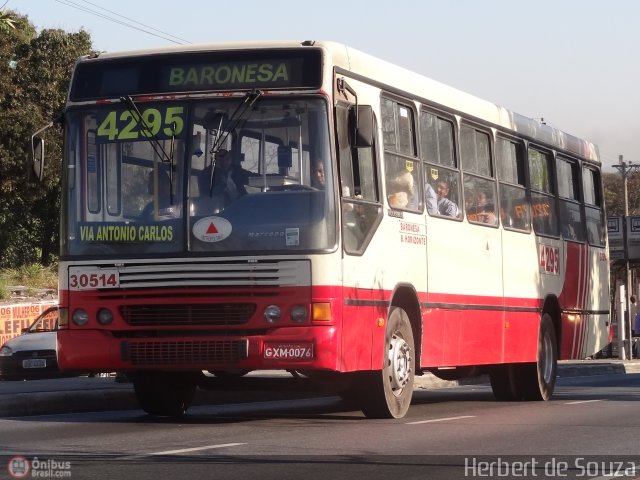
left=57, top=326, right=340, bottom=372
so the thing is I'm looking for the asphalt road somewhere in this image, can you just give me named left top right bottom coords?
left=1, top=372, right=639, bottom=480
left=1, top=360, right=640, bottom=417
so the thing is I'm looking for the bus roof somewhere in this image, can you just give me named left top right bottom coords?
left=77, top=40, right=599, bottom=164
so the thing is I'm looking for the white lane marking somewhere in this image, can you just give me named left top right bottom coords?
left=121, top=443, right=246, bottom=459
left=406, top=415, right=475, bottom=425
left=564, top=399, right=603, bottom=405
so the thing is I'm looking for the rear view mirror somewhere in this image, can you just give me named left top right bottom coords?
left=30, top=120, right=57, bottom=182
left=31, top=135, right=45, bottom=181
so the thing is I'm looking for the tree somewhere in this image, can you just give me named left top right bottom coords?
left=603, top=171, right=640, bottom=216
left=0, top=2, right=16, bottom=32
left=0, top=10, right=94, bottom=267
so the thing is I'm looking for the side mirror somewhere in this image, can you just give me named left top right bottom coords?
left=31, top=135, right=45, bottom=181
left=30, top=120, right=56, bottom=182
left=350, top=105, right=374, bottom=148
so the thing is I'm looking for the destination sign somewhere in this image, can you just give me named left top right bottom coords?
left=78, top=222, right=176, bottom=243
left=70, top=49, right=322, bottom=101
left=164, top=62, right=291, bottom=90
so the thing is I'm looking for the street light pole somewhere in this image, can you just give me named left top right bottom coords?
left=612, top=154, right=640, bottom=359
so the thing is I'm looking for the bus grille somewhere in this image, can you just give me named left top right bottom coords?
left=102, top=259, right=311, bottom=289
left=120, top=303, right=256, bottom=326
left=126, top=340, right=247, bottom=366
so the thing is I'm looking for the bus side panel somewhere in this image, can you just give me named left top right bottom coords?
left=422, top=300, right=504, bottom=367
left=502, top=231, right=541, bottom=364
left=585, top=245, right=610, bottom=357
left=558, top=242, right=589, bottom=359
left=459, top=308, right=504, bottom=365
left=340, top=287, right=375, bottom=371
left=560, top=312, right=587, bottom=360
left=502, top=310, right=539, bottom=363
left=421, top=308, right=444, bottom=367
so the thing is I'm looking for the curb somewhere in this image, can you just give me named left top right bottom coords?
left=1, top=361, right=639, bottom=417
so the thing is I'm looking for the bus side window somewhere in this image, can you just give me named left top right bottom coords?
left=419, top=109, right=461, bottom=219
left=496, top=136, right=529, bottom=231
left=464, top=177, right=498, bottom=226
left=336, top=101, right=382, bottom=254
left=460, top=124, right=497, bottom=226
left=557, top=157, right=586, bottom=242
left=583, top=166, right=605, bottom=246
left=529, top=148, right=559, bottom=237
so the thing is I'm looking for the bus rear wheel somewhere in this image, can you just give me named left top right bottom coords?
left=489, top=364, right=518, bottom=401
left=132, top=371, right=197, bottom=417
left=489, top=314, right=557, bottom=401
left=516, top=313, right=557, bottom=400
left=359, top=307, right=415, bottom=419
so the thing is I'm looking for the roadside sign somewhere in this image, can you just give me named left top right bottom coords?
left=608, top=216, right=624, bottom=261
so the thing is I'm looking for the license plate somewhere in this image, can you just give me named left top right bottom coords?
left=264, top=343, right=313, bottom=360
left=22, top=358, right=47, bottom=369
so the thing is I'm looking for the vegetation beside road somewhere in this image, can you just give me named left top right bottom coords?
left=0, top=264, right=57, bottom=300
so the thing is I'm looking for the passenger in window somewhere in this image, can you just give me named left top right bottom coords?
left=311, top=158, right=326, bottom=189
left=468, top=190, right=498, bottom=226
left=563, top=223, right=577, bottom=240
left=387, top=171, right=415, bottom=209
left=426, top=178, right=459, bottom=217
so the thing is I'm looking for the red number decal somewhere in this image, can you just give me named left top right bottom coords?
left=539, top=245, right=560, bottom=275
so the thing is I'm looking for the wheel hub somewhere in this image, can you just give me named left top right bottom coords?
left=388, top=332, right=412, bottom=392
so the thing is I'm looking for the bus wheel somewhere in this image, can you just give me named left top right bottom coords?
left=132, top=372, right=196, bottom=417
left=360, top=307, right=415, bottom=419
left=516, top=313, right=558, bottom=401
left=489, top=364, right=518, bottom=401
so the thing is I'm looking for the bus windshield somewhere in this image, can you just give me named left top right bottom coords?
left=63, top=96, right=336, bottom=257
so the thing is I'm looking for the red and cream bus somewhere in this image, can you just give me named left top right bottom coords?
left=32, top=40, right=609, bottom=418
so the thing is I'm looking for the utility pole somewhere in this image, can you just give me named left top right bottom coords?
left=612, top=154, right=640, bottom=359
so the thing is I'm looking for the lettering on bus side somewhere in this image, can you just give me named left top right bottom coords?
left=399, top=220, right=426, bottom=245
left=539, top=244, right=560, bottom=275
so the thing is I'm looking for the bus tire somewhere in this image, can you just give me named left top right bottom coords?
left=132, top=372, right=196, bottom=417
left=360, top=307, right=415, bottom=419
left=515, top=313, right=558, bottom=401
left=489, top=364, right=518, bottom=401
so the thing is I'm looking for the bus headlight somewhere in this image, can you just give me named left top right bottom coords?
left=72, top=309, right=89, bottom=326
left=97, top=308, right=113, bottom=325
left=290, top=305, right=308, bottom=323
left=264, top=305, right=281, bottom=323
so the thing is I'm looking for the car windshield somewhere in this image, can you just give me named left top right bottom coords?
left=28, top=308, right=58, bottom=333
left=63, top=96, right=336, bottom=257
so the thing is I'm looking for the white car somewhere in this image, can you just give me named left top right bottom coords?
left=0, top=306, right=65, bottom=380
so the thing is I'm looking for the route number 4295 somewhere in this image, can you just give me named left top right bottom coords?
left=539, top=245, right=560, bottom=275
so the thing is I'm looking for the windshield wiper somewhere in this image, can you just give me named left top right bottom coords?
left=120, top=95, right=176, bottom=203
left=209, top=90, right=262, bottom=195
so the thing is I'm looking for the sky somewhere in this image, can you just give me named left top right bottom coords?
left=7, top=0, right=640, bottom=171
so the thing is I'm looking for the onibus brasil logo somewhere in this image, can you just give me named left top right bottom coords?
left=7, top=456, right=72, bottom=478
